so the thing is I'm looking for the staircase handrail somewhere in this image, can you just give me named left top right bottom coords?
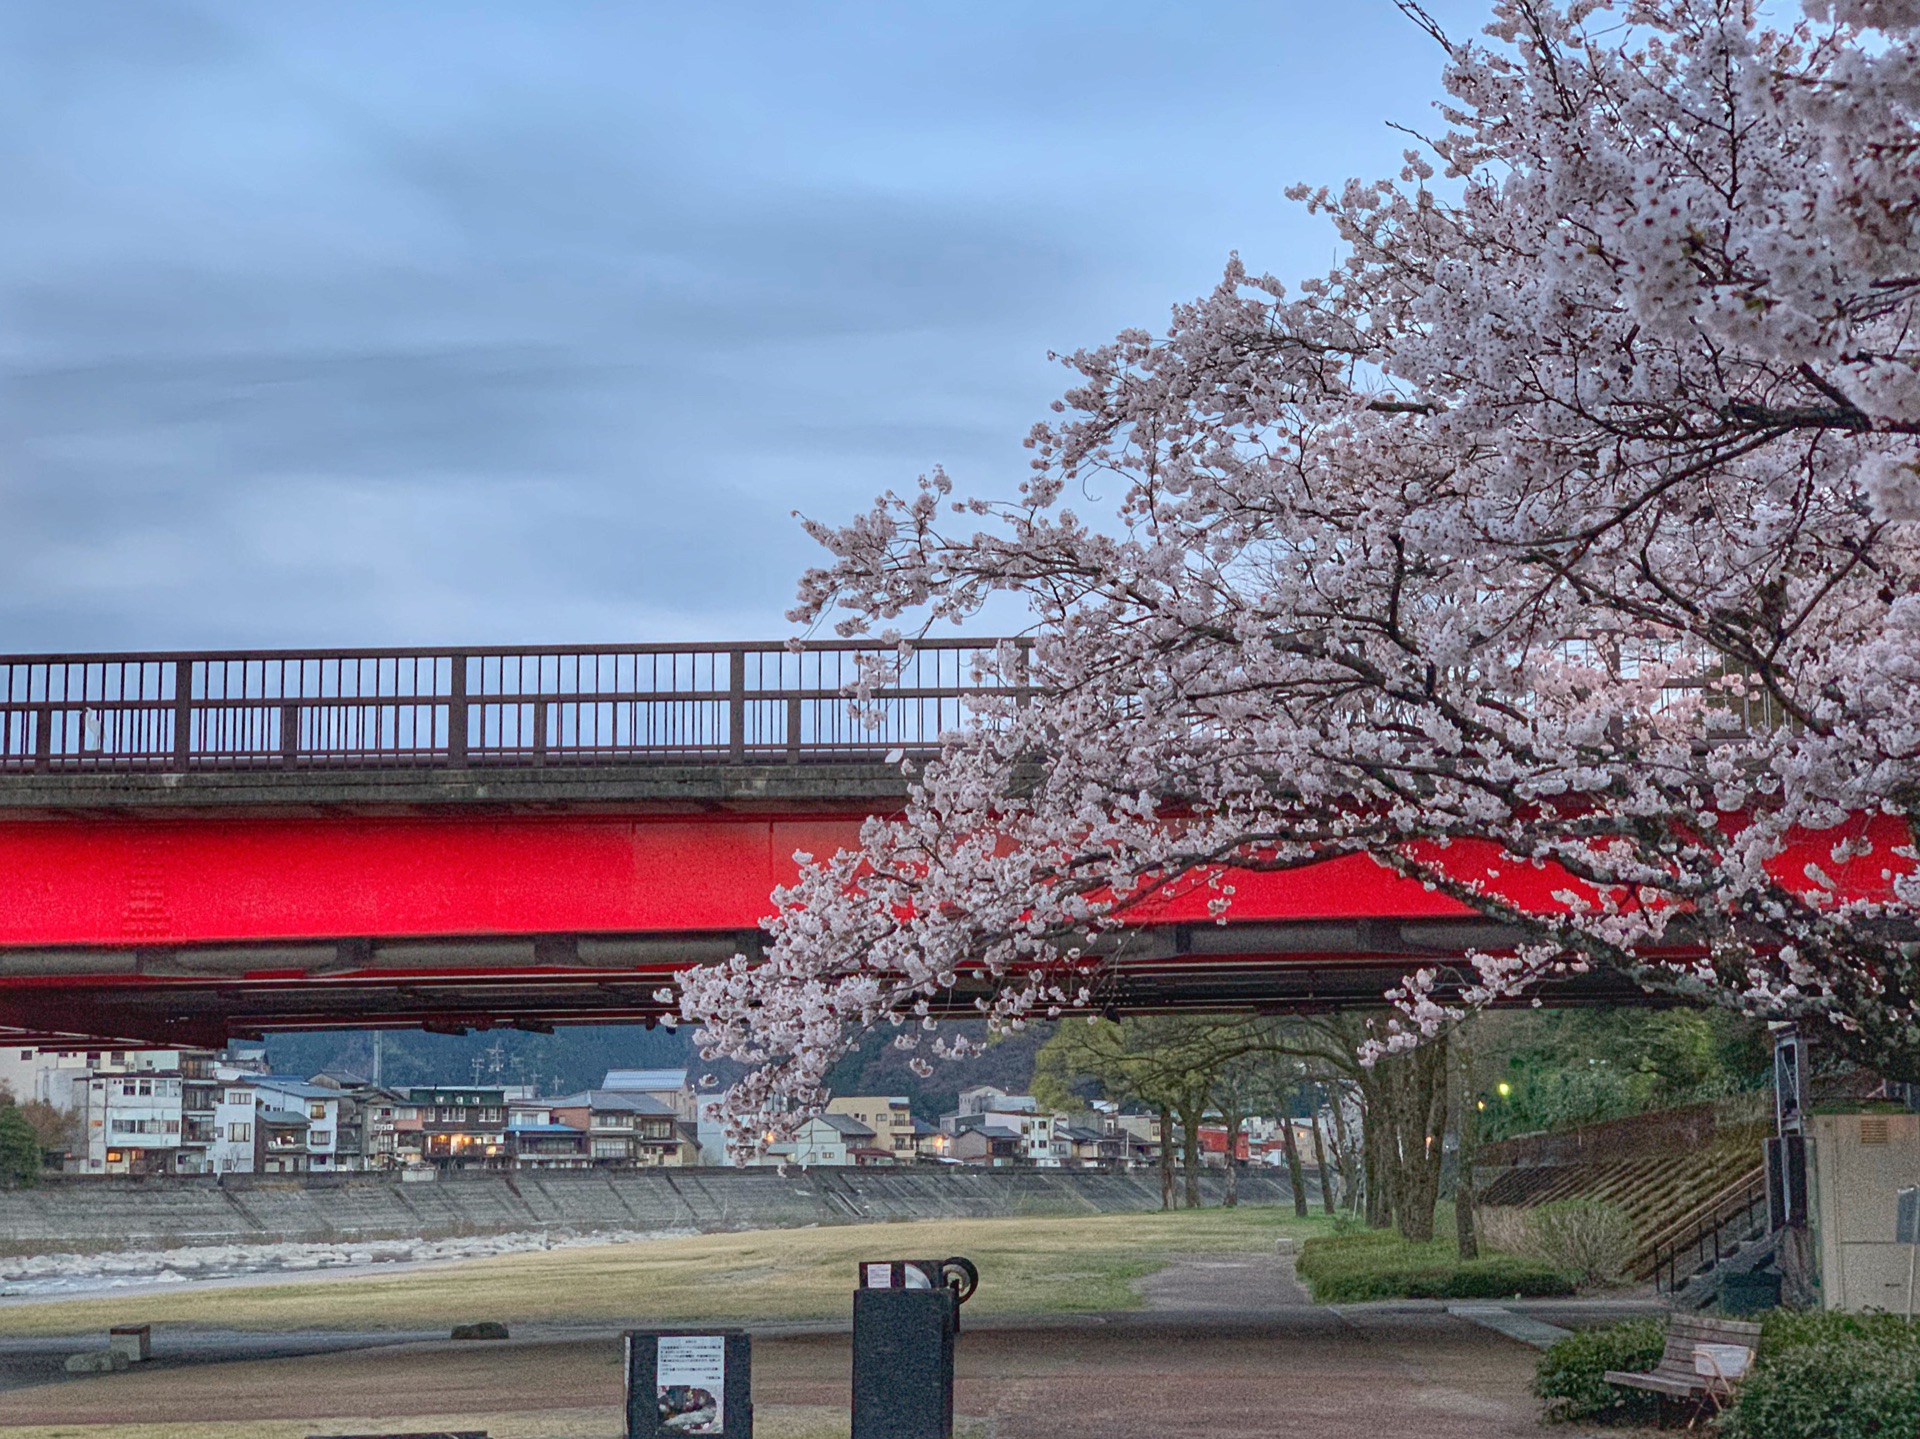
left=1640, top=1164, right=1769, bottom=1290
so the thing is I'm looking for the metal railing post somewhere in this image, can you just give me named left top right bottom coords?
left=172, top=659, right=193, bottom=770
left=786, top=695, right=802, bottom=765
left=32, top=707, right=51, bottom=771
left=279, top=703, right=300, bottom=767
left=447, top=655, right=468, bottom=765
left=533, top=699, right=549, bottom=767
left=728, top=649, right=746, bottom=763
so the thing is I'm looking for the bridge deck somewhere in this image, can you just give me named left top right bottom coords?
left=0, top=641, right=1880, bottom=1046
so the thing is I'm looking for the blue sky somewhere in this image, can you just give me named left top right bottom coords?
left=0, top=0, right=1490, bottom=649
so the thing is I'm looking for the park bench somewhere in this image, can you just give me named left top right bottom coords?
left=1605, top=1313, right=1762, bottom=1415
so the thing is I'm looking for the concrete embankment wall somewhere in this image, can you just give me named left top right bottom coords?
left=0, top=1169, right=1297, bottom=1252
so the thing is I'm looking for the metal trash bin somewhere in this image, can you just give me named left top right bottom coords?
left=1719, top=1269, right=1782, bottom=1315
left=851, top=1257, right=977, bottom=1439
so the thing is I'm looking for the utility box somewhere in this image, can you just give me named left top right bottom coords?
left=108, top=1325, right=150, bottom=1362
left=625, top=1329, right=752, bottom=1439
left=851, top=1258, right=977, bottom=1439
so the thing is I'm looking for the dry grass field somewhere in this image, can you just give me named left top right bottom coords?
left=0, top=1206, right=1326, bottom=1337
left=0, top=1404, right=879, bottom=1439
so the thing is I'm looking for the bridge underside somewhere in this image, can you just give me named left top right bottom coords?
left=0, top=918, right=1660, bottom=1050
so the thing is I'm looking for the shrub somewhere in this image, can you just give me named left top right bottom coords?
left=1717, top=1312, right=1920, bottom=1439
left=1295, top=1230, right=1573, bottom=1304
left=1524, top=1200, right=1635, bottom=1289
left=0, top=1107, right=40, bottom=1189
left=1475, top=1204, right=1531, bottom=1256
left=1718, top=1340, right=1920, bottom=1438
left=1533, top=1317, right=1666, bottom=1426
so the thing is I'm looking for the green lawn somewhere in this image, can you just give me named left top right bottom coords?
left=1295, top=1216, right=1573, bottom=1303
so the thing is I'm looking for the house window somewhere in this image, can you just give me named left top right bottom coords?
left=164, top=1119, right=180, bottom=1134
left=309, top=1104, right=327, bottom=1120
left=229, top=1122, right=252, bottom=1143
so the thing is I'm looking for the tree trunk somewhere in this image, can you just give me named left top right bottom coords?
left=1361, top=1030, right=1450, bottom=1244
left=1325, top=1080, right=1360, bottom=1214
left=1177, top=1092, right=1205, bottom=1210
left=1279, top=1093, right=1309, bottom=1218
left=1308, top=1089, right=1336, bottom=1216
left=1157, top=1103, right=1174, bottom=1211
left=1454, top=1032, right=1479, bottom=1260
left=1222, top=1103, right=1242, bottom=1208
left=1395, top=1037, right=1450, bottom=1245
left=1357, top=1070, right=1392, bottom=1230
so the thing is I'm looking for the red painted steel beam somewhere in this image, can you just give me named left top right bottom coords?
left=0, top=812, right=1498, bottom=949
left=0, top=809, right=1904, bottom=950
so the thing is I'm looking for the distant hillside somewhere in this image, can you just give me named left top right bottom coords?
left=264, top=1025, right=693, bottom=1096
left=822, top=1022, right=1053, bottom=1123
left=266, top=1019, right=1051, bottom=1119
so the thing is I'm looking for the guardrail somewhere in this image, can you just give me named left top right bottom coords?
left=1648, top=1168, right=1770, bottom=1294
left=0, top=640, right=1028, bottom=772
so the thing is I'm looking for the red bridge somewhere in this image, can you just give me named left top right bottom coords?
left=0, top=641, right=1887, bottom=1047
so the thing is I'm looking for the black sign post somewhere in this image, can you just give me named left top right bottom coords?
left=851, top=1258, right=978, bottom=1439
left=625, top=1329, right=752, bottom=1439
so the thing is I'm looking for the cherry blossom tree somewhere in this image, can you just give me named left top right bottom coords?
left=679, top=0, right=1920, bottom=1147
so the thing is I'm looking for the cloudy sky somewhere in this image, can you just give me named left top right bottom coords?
left=0, top=0, right=1488, bottom=650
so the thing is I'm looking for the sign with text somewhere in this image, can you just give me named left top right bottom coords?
left=657, top=1334, right=726, bottom=1434
left=625, top=1329, right=752, bottom=1439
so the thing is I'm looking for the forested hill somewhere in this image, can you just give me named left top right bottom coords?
left=822, top=1023, right=1052, bottom=1123
left=264, top=1024, right=693, bottom=1096
left=267, top=1020, right=1052, bottom=1116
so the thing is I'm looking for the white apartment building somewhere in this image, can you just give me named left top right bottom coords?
left=209, top=1074, right=260, bottom=1174
left=83, top=1069, right=186, bottom=1175
left=956, top=1086, right=1040, bottom=1118
left=3, top=1045, right=186, bottom=1114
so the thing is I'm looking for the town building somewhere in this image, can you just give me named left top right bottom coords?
left=82, top=1066, right=186, bottom=1175
left=255, top=1102, right=312, bottom=1173
left=955, top=1085, right=1039, bottom=1118
left=824, top=1096, right=916, bottom=1161
left=505, top=1097, right=592, bottom=1168
left=761, top=1113, right=877, bottom=1167
left=952, top=1108, right=1067, bottom=1165
left=404, top=1086, right=509, bottom=1168
left=209, top=1071, right=260, bottom=1174
left=602, top=1068, right=695, bottom=1120
left=254, top=1079, right=342, bottom=1172
left=550, top=1089, right=690, bottom=1166
left=950, top=1125, right=1022, bottom=1166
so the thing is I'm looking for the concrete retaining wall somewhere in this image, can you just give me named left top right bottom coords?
left=0, top=1168, right=1298, bottom=1252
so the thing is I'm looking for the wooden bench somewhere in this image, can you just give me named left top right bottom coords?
left=1605, top=1313, right=1762, bottom=1414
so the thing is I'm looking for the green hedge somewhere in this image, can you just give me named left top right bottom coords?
left=1532, top=1310, right=1920, bottom=1435
left=1719, top=1311, right=1920, bottom=1439
left=1533, top=1318, right=1666, bottom=1425
left=1295, top=1229, right=1573, bottom=1304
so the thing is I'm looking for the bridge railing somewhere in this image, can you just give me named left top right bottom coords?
left=0, top=640, right=1029, bottom=771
